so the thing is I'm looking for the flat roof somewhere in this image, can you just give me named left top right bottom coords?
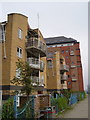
left=44, top=36, right=77, bottom=45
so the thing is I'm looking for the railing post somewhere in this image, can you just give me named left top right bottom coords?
left=31, top=95, right=35, bottom=118
left=14, top=95, right=17, bottom=119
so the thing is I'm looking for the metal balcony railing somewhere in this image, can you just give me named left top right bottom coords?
left=60, top=64, right=69, bottom=72
left=27, top=57, right=40, bottom=69
left=26, top=37, right=47, bottom=56
left=61, top=75, right=68, bottom=81
left=30, top=76, right=39, bottom=86
left=61, top=84, right=67, bottom=89
left=71, top=65, right=76, bottom=68
left=27, top=58, right=44, bottom=71
left=72, top=78, right=77, bottom=81
left=70, top=51, right=74, bottom=55
left=30, top=76, right=44, bottom=86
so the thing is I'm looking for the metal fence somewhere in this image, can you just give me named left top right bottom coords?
left=14, top=95, right=35, bottom=119
left=50, top=92, right=86, bottom=114
left=14, top=94, right=51, bottom=119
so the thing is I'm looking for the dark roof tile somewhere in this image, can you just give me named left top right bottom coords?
left=44, top=36, right=77, bottom=45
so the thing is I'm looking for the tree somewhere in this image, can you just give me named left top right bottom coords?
left=11, top=59, right=34, bottom=97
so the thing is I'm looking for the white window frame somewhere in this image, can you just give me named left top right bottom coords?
left=17, top=47, right=22, bottom=58
left=18, top=28, right=22, bottom=39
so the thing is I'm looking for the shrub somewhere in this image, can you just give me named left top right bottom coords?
left=2, top=98, right=14, bottom=119
left=57, top=97, right=68, bottom=111
left=51, top=97, right=68, bottom=112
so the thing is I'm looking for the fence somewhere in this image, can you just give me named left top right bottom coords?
left=51, top=92, right=86, bottom=114
left=2, top=92, right=86, bottom=119
left=14, top=94, right=51, bottom=119
left=14, top=95, right=35, bottom=119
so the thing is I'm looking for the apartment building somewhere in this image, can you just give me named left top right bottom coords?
left=45, top=36, right=84, bottom=92
left=46, top=50, right=69, bottom=93
left=0, top=13, right=47, bottom=100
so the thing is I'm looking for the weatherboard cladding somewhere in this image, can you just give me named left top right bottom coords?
left=44, top=36, right=77, bottom=45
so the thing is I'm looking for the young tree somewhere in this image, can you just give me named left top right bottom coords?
left=11, top=59, right=34, bottom=97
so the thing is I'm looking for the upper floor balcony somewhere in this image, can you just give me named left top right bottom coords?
left=71, top=65, right=76, bottom=68
left=70, top=51, right=74, bottom=56
left=26, top=37, right=47, bottom=57
left=61, top=84, right=67, bottom=89
left=61, top=74, right=68, bottom=81
left=27, top=57, right=44, bottom=72
left=30, top=76, right=44, bottom=87
left=60, top=64, right=69, bottom=72
left=72, top=78, right=77, bottom=82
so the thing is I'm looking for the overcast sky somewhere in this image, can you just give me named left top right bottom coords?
left=0, top=2, right=88, bottom=90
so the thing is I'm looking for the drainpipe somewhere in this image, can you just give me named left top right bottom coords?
left=39, top=54, right=40, bottom=85
left=2, top=24, right=6, bottom=59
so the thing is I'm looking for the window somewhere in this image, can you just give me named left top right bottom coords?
left=68, top=75, right=70, bottom=78
left=66, top=50, right=69, bottom=53
left=47, top=60, right=53, bottom=68
left=61, top=50, right=64, bottom=53
left=72, top=74, right=75, bottom=77
left=68, top=81, right=71, bottom=85
left=16, top=69, right=21, bottom=78
left=61, top=80, right=64, bottom=84
left=18, top=28, right=22, bottom=39
left=41, top=75, right=44, bottom=84
left=16, top=95, right=20, bottom=107
left=66, top=56, right=68, bottom=59
left=17, top=47, right=22, bottom=58
left=72, top=62, right=74, bottom=64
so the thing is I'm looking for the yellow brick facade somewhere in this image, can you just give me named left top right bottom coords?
left=0, top=13, right=47, bottom=99
left=46, top=51, right=68, bottom=93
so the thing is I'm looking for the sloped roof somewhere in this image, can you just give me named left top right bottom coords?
left=44, top=36, right=77, bottom=45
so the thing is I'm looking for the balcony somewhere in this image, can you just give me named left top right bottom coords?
left=30, top=76, right=39, bottom=86
left=61, top=84, right=67, bottom=89
left=60, top=64, right=69, bottom=72
left=30, top=76, right=44, bottom=86
left=27, top=57, right=44, bottom=72
left=26, top=37, right=46, bottom=57
left=72, top=78, right=77, bottom=82
left=71, top=65, right=76, bottom=68
left=70, top=51, right=74, bottom=56
left=61, top=75, right=68, bottom=81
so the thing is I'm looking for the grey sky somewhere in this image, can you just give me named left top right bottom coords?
left=0, top=2, right=88, bottom=90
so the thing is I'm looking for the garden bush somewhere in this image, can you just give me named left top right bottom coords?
left=51, top=96, right=68, bottom=112
left=2, top=98, right=14, bottom=119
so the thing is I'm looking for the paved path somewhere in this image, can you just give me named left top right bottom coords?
left=58, top=96, right=88, bottom=118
